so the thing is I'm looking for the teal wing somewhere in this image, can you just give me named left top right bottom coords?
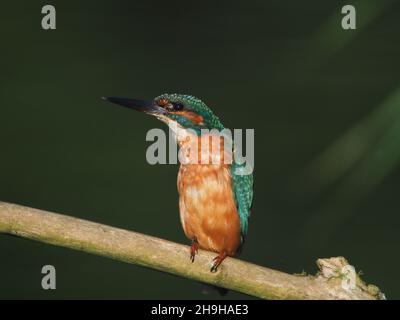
left=231, top=162, right=254, bottom=241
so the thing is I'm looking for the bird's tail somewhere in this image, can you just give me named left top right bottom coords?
left=202, top=284, right=229, bottom=296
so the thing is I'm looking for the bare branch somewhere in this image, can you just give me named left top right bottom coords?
left=0, top=201, right=385, bottom=300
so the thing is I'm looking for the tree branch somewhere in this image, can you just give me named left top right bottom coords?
left=0, top=201, right=385, bottom=300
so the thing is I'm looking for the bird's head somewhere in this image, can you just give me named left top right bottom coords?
left=102, top=94, right=224, bottom=134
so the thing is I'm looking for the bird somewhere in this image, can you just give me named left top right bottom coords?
left=102, top=94, right=253, bottom=273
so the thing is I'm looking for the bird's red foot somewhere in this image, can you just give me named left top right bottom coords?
left=210, top=252, right=227, bottom=272
left=190, top=237, right=199, bottom=262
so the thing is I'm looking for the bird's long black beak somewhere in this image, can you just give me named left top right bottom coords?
left=102, top=96, right=165, bottom=115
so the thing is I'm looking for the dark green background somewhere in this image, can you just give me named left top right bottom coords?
left=1, top=0, right=399, bottom=299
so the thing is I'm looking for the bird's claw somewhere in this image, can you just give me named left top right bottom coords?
left=190, top=238, right=199, bottom=263
left=210, top=252, right=227, bottom=272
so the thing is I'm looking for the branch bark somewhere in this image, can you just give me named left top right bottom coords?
left=0, top=201, right=385, bottom=300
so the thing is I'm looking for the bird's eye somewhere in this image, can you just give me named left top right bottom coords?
left=172, top=103, right=184, bottom=111
left=156, top=98, right=184, bottom=112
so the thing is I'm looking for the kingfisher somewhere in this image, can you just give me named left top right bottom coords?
left=103, top=94, right=253, bottom=272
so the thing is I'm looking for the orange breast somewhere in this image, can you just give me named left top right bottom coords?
left=177, top=163, right=241, bottom=256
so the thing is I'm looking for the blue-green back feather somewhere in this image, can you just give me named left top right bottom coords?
left=231, top=162, right=254, bottom=241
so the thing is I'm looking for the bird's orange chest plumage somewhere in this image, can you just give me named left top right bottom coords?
left=177, top=135, right=241, bottom=257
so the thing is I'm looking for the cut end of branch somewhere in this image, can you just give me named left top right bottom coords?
left=315, top=256, right=386, bottom=300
